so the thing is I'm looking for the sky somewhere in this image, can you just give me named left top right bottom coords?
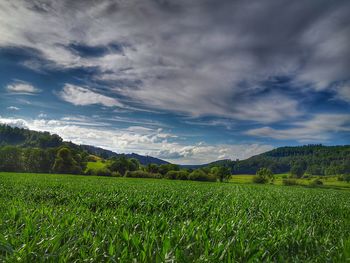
left=0, top=0, right=350, bottom=164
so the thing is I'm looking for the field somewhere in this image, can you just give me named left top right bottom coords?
left=230, top=174, right=350, bottom=190
left=1, top=173, right=350, bottom=262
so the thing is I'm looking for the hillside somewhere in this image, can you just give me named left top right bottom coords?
left=0, top=124, right=168, bottom=165
left=80, top=145, right=169, bottom=165
left=229, top=145, right=350, bottom=175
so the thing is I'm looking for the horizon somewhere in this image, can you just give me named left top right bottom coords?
left=1, top=0, right=350, bottom=165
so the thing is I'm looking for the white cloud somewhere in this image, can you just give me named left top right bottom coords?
left=7, top=106, right=20, bottom=111
left=246, top=114, right=350, bottom=142
left=6, top=82, right=40, bottom=94
left=1, top=0, right=349, bottom=122
left=0, top=116, right=29, bottom=128
left=0, top=116, right=273, bottom=164
left=58, top=84, right=123, bottom=107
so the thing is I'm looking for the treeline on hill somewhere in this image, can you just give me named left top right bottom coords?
left=86, top=156, right=231, bottom=182
left=0, top=125, right=230, bottom=182
left=223, top=145, right=350, bottom=176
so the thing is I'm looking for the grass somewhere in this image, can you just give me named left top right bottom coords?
left=1, top=172, right=350, bottom=262
left=86, top=161, right=108, bottom=171
left=230, top=173, right=350, bottom=190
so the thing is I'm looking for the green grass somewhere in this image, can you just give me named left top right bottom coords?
left=86, top=161, right=108, bottom=171
left=1, top=172, right=350, bottom=262
left=230, top=174, right=350, bottom=189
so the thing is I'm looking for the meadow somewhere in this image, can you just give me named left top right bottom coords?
left=1, top=172, right=350, bottom=262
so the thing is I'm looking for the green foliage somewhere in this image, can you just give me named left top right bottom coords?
left=146, top=163, right=159, bottom=174
left=228, top=145, right=350, bottom=175
left=282, top=178, right=299, bottom=186
left=165, top=170, right=189, bottom=180
left=0, top=124, right=63, bottom=148
left=0, top=146, right=23, bottom=172
left=309, top=179, right=323, bottom=187
left=210, top=166, right=231, bottom=182
left=1, top=172, right=350, bottom=262
left=52, top=148, right=82, bottom=174
left=188, top=169, right=216, bottom=182
left=253, top=168, right=274, bottom=184
left=107, top=156, right=140, bottom=176
left=290, top=162, right=306, bottom=178
left=158, top=164, right=180, bottom=175
left=125, top=170, right=162, bottom=179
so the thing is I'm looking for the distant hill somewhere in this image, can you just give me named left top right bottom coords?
left=80, top=145, right=169, bottom=165
left=216, top=145, right=350, bottom=175
left=0, top=124, right=168, bottom=165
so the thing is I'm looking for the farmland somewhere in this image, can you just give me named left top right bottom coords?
left=1, top=172, right=350, bottom=262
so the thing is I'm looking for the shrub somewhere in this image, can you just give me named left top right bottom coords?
left=337, top=175, right=344, bottom=181
left=125, top=170, right=162, bottom=179
left=177, top=170, right=189, bottom=180
left=282, top=179, right=298, bottom=186
left=344, top=174, right=350, bottom=183
left=309, top=179, right=323, bottom=187
left=188, top=170, right=216, bottom=182
left=95, top=168, right=112, bottom=177
left=166, top=170, right=189, bottom=180
left=111, top=171, right=122, bottom=177
left=252, top=168, right=274, bottom=184
left=252, top=175, right=268, bottom=184
left=166, top=170, right=178, bottom=180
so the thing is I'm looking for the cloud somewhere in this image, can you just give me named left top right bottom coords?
left=6, top=82, right=40, bottom=94
left=1, top=0, right=349, bottom=122
left=58, top=84, right=123, bottom=107
left=0, top=116, right=273, bottom=164
left=7, top=106, right=20, bottom=111
left=246, top=114, right=350, bottom=142
left=0, top=116, right=29, bottom=129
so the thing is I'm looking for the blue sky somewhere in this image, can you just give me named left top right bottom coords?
left=0, top=0, right=349, bottom=164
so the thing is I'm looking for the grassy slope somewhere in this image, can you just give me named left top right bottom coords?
left=0, top=172, right=350, bottom=262
left=86, top=161, right=108, bottom=171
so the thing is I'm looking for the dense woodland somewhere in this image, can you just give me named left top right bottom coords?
left=228, top=145, right=350, bottom=176
left=0, top=125, right=349, bottom=179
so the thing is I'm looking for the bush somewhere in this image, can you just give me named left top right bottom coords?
left=125, top=170, right=162, bottom=179
left=252, top=168, right=274, bottom=184
left=282, top=179, right=298, bottom=186
left=252, top=175, right=268, bottom=184
left=344, top=174, right=350, bottom=183
left=177, top=170, right=189, bottom=180
left=188, top=170, right=216, bottom=182
left=95, top=168, right=112, bottom=177
left=166, top=170, right=189, bottom=180
left=111, top=171, right=122, bottom=177
left=309, top=179, right=323, bottom=187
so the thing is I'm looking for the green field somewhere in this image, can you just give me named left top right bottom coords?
left=1, top=173, right=350, bottom=262
left=230, top=174, right=350, bottom=190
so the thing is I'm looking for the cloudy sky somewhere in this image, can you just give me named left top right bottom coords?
left=0, top=0, right=350, bottom=164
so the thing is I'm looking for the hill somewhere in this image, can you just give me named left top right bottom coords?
left=0, top=124, right=168, bottom=165
left=80, top=145, right=168, bottom=165
left=225, top=145, right=350, bottom=175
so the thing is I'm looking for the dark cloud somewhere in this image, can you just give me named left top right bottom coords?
left=0, top=0, right=349, bottom=122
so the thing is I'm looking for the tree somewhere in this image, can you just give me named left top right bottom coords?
left=253, top=168, right=274, bottom=184
left=128, top=158, right=140, bottom=172
left=159, top=164, right=180, bottom=175
left=0, top=146, right=23, bottom=172
left=290, top=163, right=306, bottom=178
left=146, top=163, right=159, bottom=174
left=108, top=155, right=130, bottom=176
left=52, top=147, right=82, bottom=174
left=211, top=166, right=231, bottom=182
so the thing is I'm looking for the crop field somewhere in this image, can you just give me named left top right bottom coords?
left=1, top=172, right=350, bottom=262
